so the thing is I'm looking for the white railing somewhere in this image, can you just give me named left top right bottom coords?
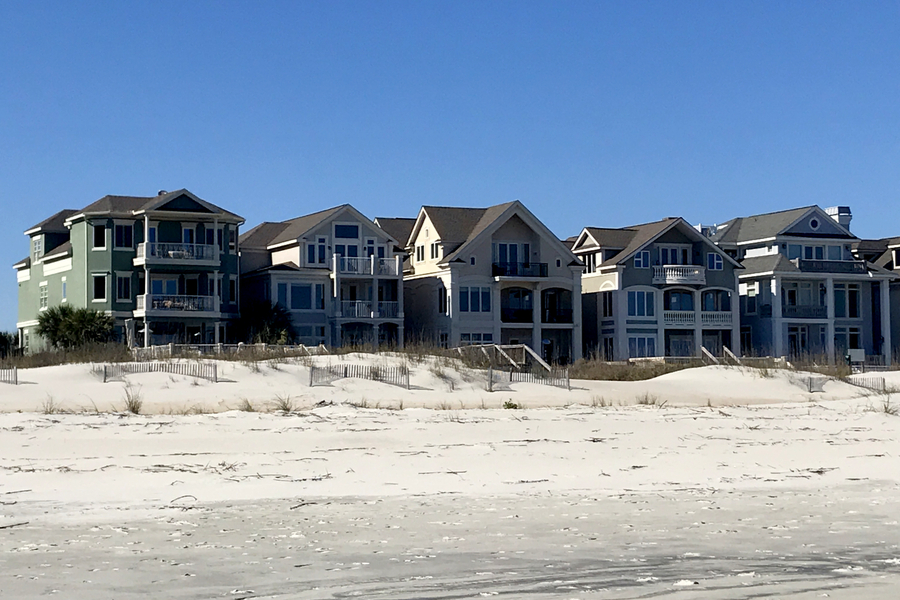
left=341, top=300, right=373, bottom=318
left=378, top=301, right=400, bottom=318
left=664, top=310, right=695, bottom=326
left=337, top=256, right=372, bottom=275
left=137, top=294, right=216, bottom=312
left=652, top=265, right=706, bottom=285
left=137, top=242, right=217, bottom=261
left=376, top=258, right=399, bottom=276
left=701, top=312, right=733, bottom=327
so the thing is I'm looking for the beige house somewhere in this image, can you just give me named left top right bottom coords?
left=388, top=201, right=584, bottom=363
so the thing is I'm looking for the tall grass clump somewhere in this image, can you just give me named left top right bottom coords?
left=569, top=356, right=694, bottom=381
left=123, top=383, right=143, bottom=414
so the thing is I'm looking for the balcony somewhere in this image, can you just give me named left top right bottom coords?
left=340, top=301, right=373, bottom=319
left=542, top=308, right=573, bottom=324
left=134, top=243, right=218, bottom=266
left=793, top=259, right=867, bottom=274
left=653, top=265, right=706, bottom=285
left=334, top=256, right=401, bottom=277
left=701, top=312, right=733, bottom=327
left=492, top=262, right=548, bottom=278
left=377, top=301, right=400, bottom=318
left=664, top=310, right=695, bottom=326
left=136, top=294, right=217, bottom=315
left=783, top=305, right=828, bottom=319
left=501, top=308, right=533, bottom=323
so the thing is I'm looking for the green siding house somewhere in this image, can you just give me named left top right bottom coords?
left=15, top=189, right=244, bottom=351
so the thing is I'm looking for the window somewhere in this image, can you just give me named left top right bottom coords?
left=32, top=237, right=43, bottom=261
left=61, top=277, right=67, bottom=302
left=628, top=335, right=657, bottom=358
left=470, top=256, right=475, bottom=266
left=459, top=287, right=491, bottom=312
left=115, top=224, right=134, bottom=248
left=183, top=228, right=195, bottom=245
left=664, top=290, right=694, bottom=311
left=366, top=238, right=376, bottom=257
left=93, top=274, right=107, bottom=301
left=335, top=224, right=359, bottom=239
left=416, top=245, right=425, bottom=262
left=627, top=290, right=655, bottom=317
left=291, top=284, right=312, bottom=310
left=277, top=283, right=287, bottom=307
left=833, top=283, right=860, bottom=318
left=707, top=253, right=723, bottom=270
left=809, top=217, right=820, bottom=230
left=92, top=224, right=106, bottom=249
left=205, top=228, right=215, bottom=246
left=827, top=245, right=842, bottom=261
left=439, top=332, right=449, bottom=348
left=308, top=243, right=316, bottom=265
left=217, top=229, right=223, bottom=250
left=437, top=287, right=447, bottom=314
left=430, top=241, right=440, bottom=260
left=117, top=275, right=131, bottom=301
left=315, top=284, right=325, bottom=309
left=745, top=283, right=757, bottom=314
left=601, top=291, right=613, bottom=318
left=660, top=247, right=688, bottom=265
left=229, top=277, right=237, bottom=303
left=229, top=229, right=236, bottom=251
left=634, top=251, right=650, bottom=269
left=39, top=283, right=48, bottom=309
left=459, top=332, right=493, bottom=346
left=787, top=244, right=802, bottom=259
left=701, top=290, right=731, bottom=312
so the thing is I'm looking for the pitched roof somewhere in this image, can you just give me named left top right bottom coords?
left=25, top=209, right=78, bottom=234
left=597, top=219, right=679, bottom=267
left=737, top=254, right=799, bottom=277
left=423, top=203, right=518, bottom=263
left=42, top=240, right=72, bottom=261
left=267, top=205, right=348, bottom=247
left=239, top=222, right=293, bottom=249
left=579, top=227, right=641, bottom=251
left=374, top=217, right=416, bottom=247
left=242, top=262, right=302, bottom=276
left=708, top=206, right=846, bottom=244
left=74, top=189, right=243, bottom=221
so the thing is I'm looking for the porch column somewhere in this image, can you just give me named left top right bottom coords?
left=772, top=277, right=783, bottom=358
left=731, top=273, right=741, bottom=356
left=448, top=269, right=460, bottom=347
left=826, top=277, right=835, bottom=364
left=397, top=274, right=404, bottom=319
left=214, top=321, right=221, bottom=344
left=372, top=323, right=380, bottom=348
left=398, top=323, right=405, bottom=349
left=693, top=289, right=702, bottom=357
left=144, top=320, right=151, bottom=348
left=532, top=283, right=543, bottom=357
left=881, top=280, right=892, bottom=366
left=655, top=288, right=665, bottom=357
left=571, top=270, right=583, bottom=361
left=333, top=253, right=342, bottom=317
left=615, top=289, right=629, bottom=361
left=492, top=284, right=501, bottom=346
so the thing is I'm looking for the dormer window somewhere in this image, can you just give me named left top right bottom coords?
left=32, top=237, right=43, bottom=261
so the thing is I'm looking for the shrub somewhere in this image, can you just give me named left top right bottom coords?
left=37, top=305, right=114, bottom=351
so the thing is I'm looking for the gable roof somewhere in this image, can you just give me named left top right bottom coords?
left=709, top=206, right=856, bottom=245
left=25, top=209, right=78, bottom=235
left=66, top=189, right=243, bottom=223
left=239, top=222, right=293, bottom=249
left=737, top=254, right=799, bottom=277
left=597, top=219, right=680, bottom=267
left=574, top=226, right=642, bottom=253
left=374, top=217, right=416, bottom=247
left=42, top=240, right=73, bottom=261
left=266, top=205, right=362, bottom=248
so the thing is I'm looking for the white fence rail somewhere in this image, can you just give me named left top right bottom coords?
left=308, top=363, right=410, bottom=389
left=93, top=361, right=218, bottom=383
left=0, top=367, right=17, bottom=385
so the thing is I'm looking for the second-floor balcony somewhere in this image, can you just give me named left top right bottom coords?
left=783, top=305, right=828, bottom=319
left=653, top=265, right=706, bottom=285
left=664, top=310, right=695, bottom=326
left=501, top=308, right=533, bottom=323
left=492, top=262, right=548, bottom=278
left=136, top=294, right=217, bottom=314
left=701, top=311, right=733, bottom=327
left=135, top=242, right=218, bottom=265
left=334, top=256, right=401, bottom=277
left=792, top=259, right=867, bottom=274
left=542, top=308, right=573, bottom=324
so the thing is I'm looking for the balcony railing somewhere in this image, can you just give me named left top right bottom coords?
left=334, top=256, right=401, bottom=276
left=492, top=262, right=548, bottom=278
left=664, top=310, right=695, bottom=326
left=793, top=259, right=867, bottom=274
left=137, top=294, right=216, bottom=312
left=501, top=308, right=533, bottom=323
left=341, top=301, right=373, bottom=318
left=783, top=305, right=828, bottom=319
left=652, top=265, right=706, bottom=285
left=542, top=309, right=573, bottom=324
left=137, top=242, right=217, bottom=261
left=378, top=301, right=400, bottom=318
left=701, top=312, right=733, bottom=327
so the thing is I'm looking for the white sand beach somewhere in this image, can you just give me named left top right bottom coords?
left=2, top=357, right=899, bottom=598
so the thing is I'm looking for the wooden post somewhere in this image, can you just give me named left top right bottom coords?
left=13, top=367, right=17, bottom=385
left=488, top=366, right=493, bottom=392
left=213, top=364, right=218, bottom=383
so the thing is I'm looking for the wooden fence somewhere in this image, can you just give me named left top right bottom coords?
left=308, top=363, right=410, bottom=389
left=507, top=367, right=570, bottom=390
left=843, top=376, right=887, bottom=392
left=94, top=362, right=218, bottom=383
left=0, top=367, right=17, bottom=385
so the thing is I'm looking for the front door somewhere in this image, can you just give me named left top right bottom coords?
left=788, top=325, right=808, bottom=357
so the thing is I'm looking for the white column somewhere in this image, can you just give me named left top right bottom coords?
left=881, top=280, right=892, bottom=366
left=448, top=269, right=460, bottom=347
left=571, top=270, right=583, bottom=361
left=616, top=289, right=629, bottom=361
left=333, top=253, right=342, bottom=317
left=532, top=284, right=543, bottom=356
left=826, top=277, right=835, bottom=364
left=772, top=277, right=783, bottom=358
left=655, top=288, right=665, bottom=357
left=693, top=289, right=702, bottom=358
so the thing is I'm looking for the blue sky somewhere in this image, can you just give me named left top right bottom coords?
left=1, top=1, right=898, bottom=329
